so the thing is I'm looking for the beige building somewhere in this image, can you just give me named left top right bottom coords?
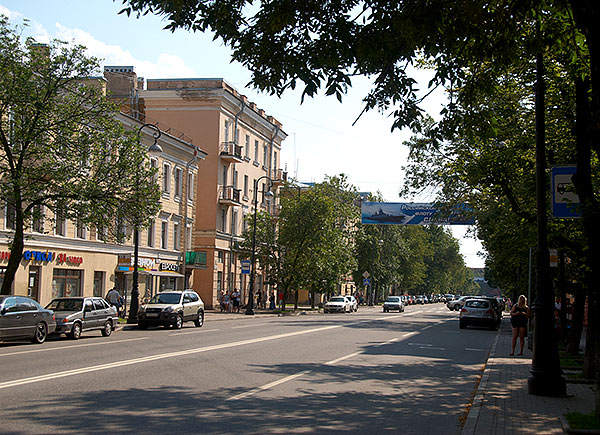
left=0, top=109, right=204, bottom=307
left=103, top=69, right=287, bottom=309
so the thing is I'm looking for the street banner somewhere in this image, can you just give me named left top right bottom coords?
left=361, top=202, right=475, bottom=225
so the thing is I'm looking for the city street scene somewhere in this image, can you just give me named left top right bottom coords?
left=0, top=1, right=599, bottom=434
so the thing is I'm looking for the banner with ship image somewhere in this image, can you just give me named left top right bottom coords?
left=361, top=202, right=475, bottom=225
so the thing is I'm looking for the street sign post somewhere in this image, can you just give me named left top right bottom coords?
left=363, top=278, right=371, bottom=286
left=241, top=260, right=251, bottom=274
left=551, top=165, right=581, bottom=218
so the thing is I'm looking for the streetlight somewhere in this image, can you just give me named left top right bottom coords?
left=127, top=123, right=163, bottom=324
left=245, top=175, right=274, bottom=315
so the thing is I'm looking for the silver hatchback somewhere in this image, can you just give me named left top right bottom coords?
left=459, top=298, right=498, bottom=330
left=47, top=297, right=118, bottom=339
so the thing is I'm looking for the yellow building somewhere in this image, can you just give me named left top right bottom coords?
left=0, top=110, right=204, bottom=307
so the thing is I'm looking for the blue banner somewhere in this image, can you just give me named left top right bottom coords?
left=361, top=202, right=475, bottom=225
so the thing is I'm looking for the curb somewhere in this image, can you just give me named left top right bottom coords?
left=560, top=416, right=600, bottom=434
left=461, top=325, right=502, bottom=435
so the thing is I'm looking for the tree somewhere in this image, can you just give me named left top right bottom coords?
left=0, top=17, right=161, bottom=294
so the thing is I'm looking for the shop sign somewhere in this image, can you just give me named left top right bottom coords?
left=160, top=262, right=180, bottom=272
left=118, top=254, right=157, bottom=272
left=1, top=249, right=84, bottom=265
left=56, top=253, right=84, bottom=265
left=0, top=251, right=10, bottom=262
left=23, top=250, right=55, bottom=262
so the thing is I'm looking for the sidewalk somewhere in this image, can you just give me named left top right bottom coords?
left=462, top=318, right=594, bottom=434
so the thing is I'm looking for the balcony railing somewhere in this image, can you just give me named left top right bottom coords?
left=219, top=186, right=241, bottom=206
left=220, top=142, right=243, bottom=163
left=272, top=168, right=288, bottom=184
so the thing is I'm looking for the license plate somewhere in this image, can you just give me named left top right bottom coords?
left=146, top=313, right=158, bottom=317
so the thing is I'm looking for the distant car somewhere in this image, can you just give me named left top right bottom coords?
left=345, top=296, right=358, bottom=312
left=444, top=294, right=455, bottom=303
left=415, top=295, right=425, bottom=305
left=0, top=296, right=56, bottom=344
left=46, top=297, right=118, bottom=340
left=459, top=298, right=499, bottom=330
left=447, top=296, right=471, bottom=311
left=138, top=290, right=205, bottom=329
left=383, top=296, right=405, bottom=312
left=324, top=296, right=351, bottom=313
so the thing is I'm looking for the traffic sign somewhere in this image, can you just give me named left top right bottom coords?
left=362, top=271, right=370, bottom=279
left=241, top=260, right=251, bottom=274
left=363, top=278, right=371, bottom=286
left=551, top=165, right=581, bottom=218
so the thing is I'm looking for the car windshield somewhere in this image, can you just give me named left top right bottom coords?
left=386, top=297, right=400, bottom=302
left=465, top=300, right=489, bottom=308
left=46, top=299, right=83, bottom=311
left=148, top=293, right=182, bottom=304
left=330, top=297, right=346, bottom=302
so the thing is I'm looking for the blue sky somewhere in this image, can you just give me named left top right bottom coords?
left=0, top=0, right=484, bottom=267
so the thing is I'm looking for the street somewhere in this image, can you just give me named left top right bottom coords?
left=0, top=304, right=496, bottom=434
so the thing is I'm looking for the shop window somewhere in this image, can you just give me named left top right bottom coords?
left=52, top=269, right=82, bottom=298
left=93, top=271, right=105, bottom=297
left=216, top=271, right=223, bottom=293
left=0, top=267, right=6, bottom=292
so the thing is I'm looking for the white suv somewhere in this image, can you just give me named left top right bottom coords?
left=138, top=290, right=204, bottom=329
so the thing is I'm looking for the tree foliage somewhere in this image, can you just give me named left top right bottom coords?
left=0, top=17, right=161, bottom=294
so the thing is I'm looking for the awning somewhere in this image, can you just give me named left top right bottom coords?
left=121, top=270, right=184, bottom=278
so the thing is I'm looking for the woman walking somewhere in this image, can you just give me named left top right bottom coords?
left=510, top=295, right=530, bottom=356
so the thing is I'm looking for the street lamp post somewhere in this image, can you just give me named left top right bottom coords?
left=127, top=123, right=163, bottom=324
left=245, top=175, right=273, bottom=315
left=181, top=147, right=199, bottom=290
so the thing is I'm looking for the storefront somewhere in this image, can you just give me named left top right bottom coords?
left=116, top=255, right=184, bottom=302
left=0, top=246, right=117, bottom=306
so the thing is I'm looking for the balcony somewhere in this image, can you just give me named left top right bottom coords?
left=272, top=168, right=288, bottom=185
left=220, top=142, right=243, bottom=163
left=219, top=186, right=242, bottom=206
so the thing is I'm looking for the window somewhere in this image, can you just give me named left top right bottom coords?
left=222, top=165, right=228, bottom=186
left=217, top=251, right=224, bottom=263
left=224, top=120, right=230, bottom=142
left=76, top=219, right=87, bottom=239
left=96, top=224, right=107, bottom=241
left=232, top=210, right=238, bottom=236
left=52, top=269, right=82, bottom=298
left=161, top=221, right=168, bottom=249
left=244, top=175, right=249, bottom=198
left=55, top=207, right=66, bottom=236
left=116, top=217, right=127, bottom=244
left=147, top=220, right=155, bottom=247
left=5, top=203, right=16, bottom=231
left=273, top=151, right=278, bottom=171
left=185, top=223, right=192, bottom=250
left=233, top=170, right=238, bottom=189
left=150, top=158, right=159, bottom=183
left=187, top=172, right=194, bottom=203
left=254, top=140, right=259, bottom=161
left=173, top=222, right=180, bottom=250
left=93, top=271, right=104, bottom=297
left=245, top=135, right=250, bottom=157
left=174, top=167, right=183, bottom=198
left=32, top=205, right=44, bottom=233
left=221, top=209, right=227, bottom=232
left=217, top=271, right=223, bottom=292
left=263, top=145, right=268, bottom=167
left=235, top=128, right=239, bottom=144
left=162, top=163, right=171, bottom=194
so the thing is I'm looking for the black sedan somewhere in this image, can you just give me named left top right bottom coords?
left=0, top=296, right=56, bottom=344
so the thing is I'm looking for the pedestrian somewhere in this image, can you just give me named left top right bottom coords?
left=223, top=291, right=231, bottom=313
left=232, top=288, right=241, bottom=313
left=510, top=295, right=530, bottom=356
left=269, top=293, right=276, bottom=310
left=106, top=287, right=121, bottom=309
left=256, top=290, right=262, bottom=310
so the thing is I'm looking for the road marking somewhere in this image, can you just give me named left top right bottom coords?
left=231, top=322, right=270, bottom=329
left=168, top=328, right=219, bottom=336
left=226, top=371, right=311, bottom=401
left=325, top=352, right=361, bottom=365
left=408, top=343, right=432, bottom=347
left=0, top=324, right=342, bottom=390
left=421, top=346, right=445, bottom=350
left=465, top=348, right=487, bottom=352
left=0, top=337, right=149, bottom=358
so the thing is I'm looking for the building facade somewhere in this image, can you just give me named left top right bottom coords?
left=0, top=109, right=203, bottom=307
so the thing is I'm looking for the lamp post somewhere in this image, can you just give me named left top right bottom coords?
left=127, top=123, right=163, bottom=324
left=245, top=175, right=273, bottom=315
left=181, top=147, right=199, bottom=290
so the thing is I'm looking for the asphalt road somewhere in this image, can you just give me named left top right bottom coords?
left=0, top=303, right=497, bottom=434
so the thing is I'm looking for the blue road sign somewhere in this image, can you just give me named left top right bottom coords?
left=241, top=260, right=251, bottom=274
left=551, top=165, right=581, bottom=218
left=363, top=278, right=371, bottom=286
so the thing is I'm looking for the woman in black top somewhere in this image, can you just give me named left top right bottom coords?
left=510, top=295, right=530, bottom=356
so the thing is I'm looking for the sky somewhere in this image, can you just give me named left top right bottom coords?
left=0, top=0, right=485, bottom=267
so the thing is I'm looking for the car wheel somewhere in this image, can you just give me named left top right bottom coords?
left=138, top=322, right=148, bottom=330
left=454, top=305, right=460, bottom=311
left=173, top=314, right=183, bottom=329
left=31, top=322, right=48, bottom=344
left=69, top=322, right=82, bottom=340
left=194, top=310, right=204, bottom=327
left=459, top=320, right=466, bottom=329
left=101, top=321, right=113, bottom=337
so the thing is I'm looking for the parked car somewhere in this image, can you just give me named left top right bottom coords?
left=0, top=296, right=56, bottom=344
left=415, top=295, right=425, bottom=305
left=46, top=297, right=118, bottom=340
left=447, top=295, right=471, bottom=311
left=138, top=290, right=205, bottom=329
left=383, top=296, right=405, bottom=312
left=444, top=294, right=455, bottom=303
left=324, top=296, right=351, bottom=313
left=345, top=295, right=358, bottom=312
left=459, top=298, right=499, bottom=330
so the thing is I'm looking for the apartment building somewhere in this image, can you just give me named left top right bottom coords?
left=0, top=110, right=204, bottom=306
left=103, top=70, right=287, bottom=309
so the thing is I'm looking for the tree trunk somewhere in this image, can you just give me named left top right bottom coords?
left=294, top=289, right=299, bottom=310
left=1, top=201, right=25, bottom=295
